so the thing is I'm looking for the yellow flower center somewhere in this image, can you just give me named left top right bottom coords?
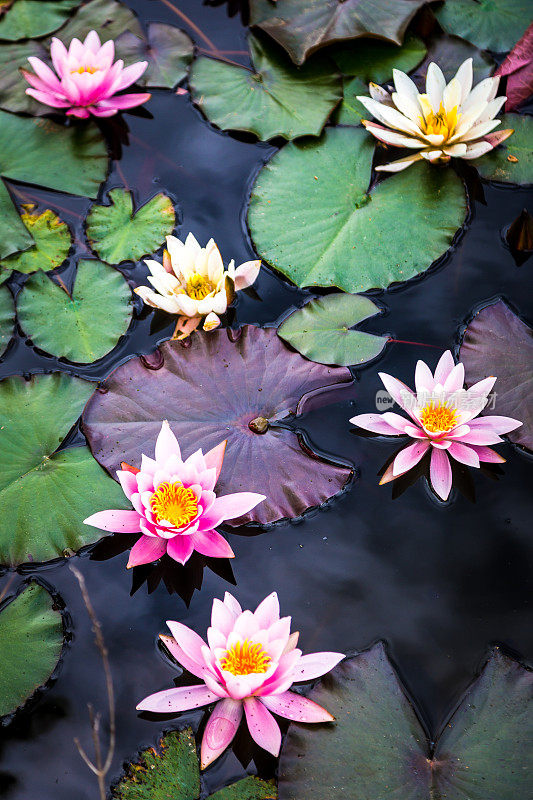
left=71, top=65, right=100, bottom=75
left=220, top=640, right=272, bottom=676
left=150, top=482, right=198, bottom=528
left=420, top=99, right=460, bottom=139
left=186, top=273, right=215, bottom=300
left=420, top=403, right=459, bottom=434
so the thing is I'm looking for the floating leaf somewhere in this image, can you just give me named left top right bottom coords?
left=0, top=582, right=63, bottom=718
left=278, top=294, right=388, bottom=366
left=412, top=32, right=495, bottom=84
left=0, top=205, right=71, bottom=275
left=0, top=110, right=107, bottom=259
left=86, top=189, right=176, bottom=265
left=279, top=642, right=533, bottom=799
left=0, top=373, right=130, bottom=566
left=0, top=40, right=47, bottom=114
left=116, top=23, right=194, bottom=89
left=333, top=31, right=426, bottom=83
left=435, top=0, right=531, bottom=53
left=17, top=260, right=132, bottom=363
left=190, top=34, right=342, bottom=141
left=0, top=282, right=14, bottom=356
left=56, top=0, right=143, bottom=44
left=495, top=23, right=533, bottom=112
left=248, top=126, right=467, bottom=292
left=475, top=114, right=533, bottom=185
left=111, top=728, right=276, bottom=800
left=249, top=0, right=427, bottom=65
left=333, top=75, right=366, bottom=126
left=83, top=326, right=354, bottom=526
left=459, top=299, right=533, bottom=451
left=0, top=0, right=78, bottom=41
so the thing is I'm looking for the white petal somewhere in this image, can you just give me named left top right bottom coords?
left=458, top=118, right=501, bottom=143
left=461, top=140, right=494, bottom=160
left=443, top=77, right=461, bottom=113
left=357, top=95, right=422, bottom=135
left=363, top=121, right=425, bottom=148
left=426, top=63, right=446, bottom=109
left=134, top=286, right=182, bottom=314
left=454, top=58, right=473, bottom=103
left=475, top=95, right=506, bottom=125
left=442, top=143, right=468, bottom=157
left=392, top=91, right=423, bottom=123
left=375, top=152, right=424, bottom=172
left=369, top=82, right=393, bottom=104
left=392, top=68, right=420, bottom=102
left=461, top=77, right=497, bottom=113
left=420, top=149, right=445, bottom=162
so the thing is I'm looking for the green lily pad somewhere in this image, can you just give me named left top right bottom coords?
left=0, top=373, right=130, bottom=566
left=0, top=0, right=78, bottom=41
left=278, top=294, right=388, bottom=366
left=0, top=283, right=14, bottom=357
left=0, top=582, right=63, bottom=718
left=333, top=75, right=366, bottom=126
left=17, top=259, right=133, bottom=363
left=435, top=0, right=531, bottom=53
left=0, top=205, right=71, bottom=275
left=333, top=31, right=426, bottom=82
left=0, top=40, right=48, bottom=114
left=190, top=34, right=342, bottom=141
left=111, top=728, right=277, bottom=800
left=56, top=0, right=143, bottom=45
left=248, top=126, right=467, bottom=292
left=279, top=642, right=533, bottom=799
left=475, top=114, right=533, bottom=185
left=115, top=23, right=194, bottom=89
left=0, top=110, right=107, bottom=259
left=86, top=189, right=176, bottom=264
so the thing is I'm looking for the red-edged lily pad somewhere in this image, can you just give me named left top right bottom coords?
left=82, top=326, right=354, bottom=526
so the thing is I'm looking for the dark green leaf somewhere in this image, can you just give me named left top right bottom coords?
left=116, top=23, right=194, bottom=89
left=0, top=40, right=48, bottom=114
left=56, top=0, right=143, bottom=44
left=209, top=777, right=277, bottom=800
left=333, top=75, right=366, bottom=126
left=475, top=114, right=533, bottom=185
left=0, top=282, right=15, bottom=356
left=333, top=31, right=426, bottom=82
left=0, top=0, right=78, bottom=42
left=435, top=0, right=531, bottom=53
left=0, top=205, right=71, bottom=275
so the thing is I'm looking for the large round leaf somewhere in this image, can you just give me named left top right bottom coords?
left=83, top=326, right=354, bottom=526
left=459, top=298, right=532, bottom=451
left=17, top=259, right=133, bottom=363
left=475, top=114, right=533, bottom=185
left=0, top=373, right=130, bottom=566
left=0, top=40, right=48, bottom=114
left=249, top=0, right=427, bottom=65
left=0, top=581, right=63, bottom=718
left=86, top=189, right=175, bottom=264
left=279, top=643, right=532, bottom=799
left=190, top=34, right=342, bottom=141
left=0, top=282, right=14, bottom=357
left=333, top=75, right=366, bottom=126
left=0, top=205, right=71, bottom=275
left=435, top=0, right=531, bottom=53
left=278, top=294, right=388, bottom=366
left=0, top=0, right=78, bottom=41
left=413, top=33, right=496, bottom=85
left=333, top=31, right=426, bottom=82
left=115, top=23, right=194, bottom=89
left=248, top=126, right=467, bottom=292
left=55, top=0, right=143, bottom=44
left=0, top=110, right=108, bottom=259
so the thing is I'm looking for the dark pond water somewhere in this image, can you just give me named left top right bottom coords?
left=0, top=1, right=532, bottom=797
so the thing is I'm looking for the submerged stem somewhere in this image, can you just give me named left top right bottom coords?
left=157, top=0, right=218, bottom=52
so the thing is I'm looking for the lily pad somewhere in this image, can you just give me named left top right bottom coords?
left=0, top=373, right=130, bottom=566
left=435, top=0, right=531, bottom=53
left=0, top=40, right=48, bottom=114
left=412, top=33, right=496, bottom=85
left=116, top=23, right=194, bottom=89
left=0, top=581, right=63, bottom=718
left=459, top=299, right=533, bottom=451
left=249, top=0, right=428, bottom=65
left=0, top=283, right=15, bottom=357
left=111, top=728, right=276, bottom=799
left=279, top=642, right=533, bottom=799
left=0, top=0, right=78, bottom=41
left=0, top=205, right=71, bottom=275
left=278, top=294, right=388, bottom=366
left=333, top=31, right=426, bottom=83
left=333, top=75, right=366, bottom=126
left=248, top=126, right=467, bottom=293
left=56, top=0, right=143, bottom=45
left=86, top=189, right=176, bottom=264
left=189, top=34, right=342, bottom=141
left=0, top=110, right=107, bottom=259
left=474, top=114, right=533, bottom=185
left=83, top=326, right=354, bottom=526
left=495, top=23, right=533, bottom=112
left=17, top=259, right=133, bottom=363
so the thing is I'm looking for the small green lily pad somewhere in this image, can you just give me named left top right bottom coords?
left=56, top=0, right=143, bottom=44
left=0, top=282, right=14, bottom=356
left=116, top=23, right=194, bottom=89
left=190, top=34, right=342, bottom=141
left=475, top=114, right=533, bottom=185
left=0, top=0, right=78, bottom=41
left=0, top=581, right=63, bottom=718
left=17, top=259, right=133, bottom=363
left=0, top=205, right=71, bottom=275
left=435, top=0, right=531, bottom=53
left=278, top=294, right=388, bottom=366
left=333, top=75, right=366, bottom=126
left=333, top=31, right=426, bottom=82
left=86, top=189, right=176, bottom=264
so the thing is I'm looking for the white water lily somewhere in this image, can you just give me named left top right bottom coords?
left=357, top=57, right=514, bottom=172
left=135, top=233, right=261, bottom=338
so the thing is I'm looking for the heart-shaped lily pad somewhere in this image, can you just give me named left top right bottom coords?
left=459, top=298, right=532, bottom=451
left=0, top=205, right=71, bottom=275
left=0, top=110, right=107, bottom=259
left=279, top=642, right=532, bottom=799
left=17, top=259, right=133, bottom=363
left=189, top=34, right=342, bottom=141
left=0, top=282, right=14, bottom=357
left=116, top=23, right=194, bottom=89
left=0, top=0, right=78, bottom=41
left=474, top=114, right=533, bottom=185
left=249, top=0, right=427, bottom=65
left=278, top=294, right=388, bottom=366
left=83, top=326, right=354, bottom=526
left=435, top=0, right=531, bottom=53
left=86, top=189, right=176, bottom=265
left=333, top=31, right=426, bottom=83
left=248, top=126, right=467, bottom=293
left=0, top=373, right=131, bottom=566
left=0, top=581, right=63, bottom=718
left=111, top=728, right=276, bottom=800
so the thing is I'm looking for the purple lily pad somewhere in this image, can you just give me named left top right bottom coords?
left=82, top=326, right=354, bottom=526
left=460, top=299, right=533, bottom=452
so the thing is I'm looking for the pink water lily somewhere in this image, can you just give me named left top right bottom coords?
left=22, top=30, right=151, bottom=118
left=137, top=591, right=344, bottom=767
left=350, top=350, right=522, bottom=501
left=84, top=421, right=265, bottom=567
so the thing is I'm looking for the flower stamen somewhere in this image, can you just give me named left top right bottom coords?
left=220, top=640, right=272, bottom=675
left=71, top=65, right=100, bottom=75
left=420, top=402, right=458, bottom=434
left=150, top=482, right=198, bottom=528
left=186, top=273, right=214, bottom=300
left=420, top=100, right=460, bottom=138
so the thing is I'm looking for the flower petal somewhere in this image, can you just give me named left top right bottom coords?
left=392, top=440, right=431, bottom=476
left=292, top=651, right=344, bottom=681
left=189, top=529, right=234, bottom=559
left=447, top=441, right=480, bottom=468
left=261, top=691, right=335, bottom=723
left=429, top=447, right=452, bottom=500
left=83, top=509, right=141, bottom=532
left=166, top=535, right=196, bottom=565
left=233, top=260, right=261, bottom=291
left=201, top=698, right=242, bottom=769
left=155, top=420, right=180, bottom=463
left=244, top=697, right=281, bottom=756
left=136, top=684, right=216, bottom=713
left=349, top=412, right=405, bottom=435
left=127, top=534, right=167, bottom=568
left=199, top=492, right=265, bottom=528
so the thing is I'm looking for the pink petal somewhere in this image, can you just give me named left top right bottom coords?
left=430, top=448, right=452, bottom=500
left=84, top=30, right=101, bottom=53
left=200, top=492, right=265, bottom=528
left=96, top=92, right=151, bottom=111
left=253, top=592, right=280, bottom=628
left=211, top=597, right=238, bottom=636
left=447, top=441, right=480, bottom=468
left=113, top=60, right=148, bottom=91
left=116, top=469, right=138, bottom=499
left=204, top=440, right=227, bottom=484
left=233, top=260, right=261, bottom=291
left=159, top=634, right=206, bottom=680
left=26, top=57, right=62, bottom=92
left=392, top=440, right=431, bottom=476
left=261, top=691, right=335, bottom=723
left=66, top=106, right=91, bottom=118
left=25, top=87, right=70, bottom=108
left=189, top=529, right=234, bottom=559
left=166, top=620, right=208, bottom=668
left=415, top=359, right=435, bottom=395
left=381, top=411, right=417, bottom=433
left=452, top=429, right=503, bottom=445
left=378, top=372, right=418, bottom=421
left=349, top=412, right=403, bottom=435
left=243, top=697, right=281, bottom=756
left=155, top=420, right=180, bottom=463
left=136, top=684, right=217, bottom=713
left=201, top=698, right=243, bottom=769
left=292, top=651, right=344, bottom=682
left=50, top=37, right=68, bottom=74
left=467, top=415, right=522, bottom=434
left=442, top=362, right=465, bottom=393
left=433, top=350, right=455, bottom=384
left=127, top=534, right=167, bottom=568
left=83, top=509, right=141, bottom=533
left=166, top=535, right=195, bottom=565
left=469, top=444, right=506, bottom=463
